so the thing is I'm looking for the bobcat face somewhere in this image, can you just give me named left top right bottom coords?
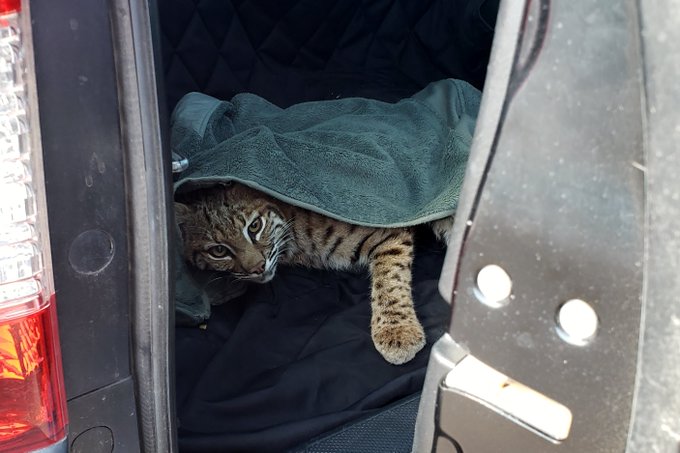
left=175, top=185, right=290, bottom=283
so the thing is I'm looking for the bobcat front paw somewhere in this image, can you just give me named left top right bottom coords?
left=372, top=323, right=426, bottom=365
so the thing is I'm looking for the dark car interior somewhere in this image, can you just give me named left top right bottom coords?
left=158, top=0, right=498, bottom=451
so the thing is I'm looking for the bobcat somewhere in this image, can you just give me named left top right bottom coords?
left=175, top=182, right=452, bottom=365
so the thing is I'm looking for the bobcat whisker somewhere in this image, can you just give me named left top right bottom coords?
left=203, top=274, right=230, bottom=288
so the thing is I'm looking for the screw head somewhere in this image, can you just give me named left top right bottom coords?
left=475, top=264, right=512, bottom=308
left=557, top=299, right=598, bottom=345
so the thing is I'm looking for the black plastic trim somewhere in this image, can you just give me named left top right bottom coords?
left=108, top=0, right=177, bottom=451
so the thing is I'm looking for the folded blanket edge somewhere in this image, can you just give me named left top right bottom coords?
left=174, top=176, right=457, bottom=228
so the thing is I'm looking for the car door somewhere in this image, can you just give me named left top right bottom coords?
left=413, top=0, right=680, bottom=451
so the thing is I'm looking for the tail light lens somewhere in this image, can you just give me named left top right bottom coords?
left=0, top=0, right=68, bottom=451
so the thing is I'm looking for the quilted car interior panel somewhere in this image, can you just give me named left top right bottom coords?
left=159, top=0, right=497, bottom=109
left=158, top=0, right=498, bottom=450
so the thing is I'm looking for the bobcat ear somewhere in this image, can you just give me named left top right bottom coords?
left=174, top=202, right=193, bottom=239
left=174, top=202, right=192, bottom=222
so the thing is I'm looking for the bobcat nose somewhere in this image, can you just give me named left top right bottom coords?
left=251, top=260, right=265, bottom=275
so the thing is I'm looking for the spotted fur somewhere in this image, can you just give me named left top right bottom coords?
left=175, top=183, right=452, bottom=365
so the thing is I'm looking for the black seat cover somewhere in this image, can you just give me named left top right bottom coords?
left=160, top=0, right=496, bottom=109
left=162, top=1, right=497, bottom=450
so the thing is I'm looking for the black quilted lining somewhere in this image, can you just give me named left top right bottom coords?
left=161, top=2, right=498, bottom=451
left=159, top=0, right=497, bottom=109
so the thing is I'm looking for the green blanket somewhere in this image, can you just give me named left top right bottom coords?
left=172, top=79, right=481, bottom=227
left=172, top=79, right=481, bottom=324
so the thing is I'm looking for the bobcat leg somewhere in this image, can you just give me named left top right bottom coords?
left=368, top=230, right=425, bottom=365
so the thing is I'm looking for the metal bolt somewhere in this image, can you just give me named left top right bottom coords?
left=557, top=299, right=598, bottom=345
left=475, top=264, right=512, bottom=308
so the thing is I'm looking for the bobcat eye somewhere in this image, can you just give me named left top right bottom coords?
left=248, top=217, right=262, bottom=234
left=207, top=244, right=231, bottom=259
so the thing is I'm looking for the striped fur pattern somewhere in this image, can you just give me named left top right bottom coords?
left=175, top=183, right=452, bottom=365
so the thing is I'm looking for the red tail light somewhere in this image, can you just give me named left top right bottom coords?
left=0, top=1, right=19, bottom=15
left=0, top=1, right=68, bottom=451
